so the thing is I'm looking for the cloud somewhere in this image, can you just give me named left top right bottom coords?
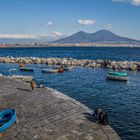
left=106, top=24, right=112, bottom=30
left=42, top=21, right=55, bottom=28
left=0, top=34, right=41, bottom=39
left=0, top=32, right=65, bottom=41
left=52, top=31, right=63, bottom=37
left=78, top=19, right=96, bottom=26
left=112, top=0, right=140, bottom=6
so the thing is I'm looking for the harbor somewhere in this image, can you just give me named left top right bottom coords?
left=0, top=77, right=120, bottom=140
left=0, top=47, right=140, bottom=140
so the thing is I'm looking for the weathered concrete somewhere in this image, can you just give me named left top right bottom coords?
left=0, top=77, right=121, bottom=140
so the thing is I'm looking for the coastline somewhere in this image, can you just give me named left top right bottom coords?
left=0, top=44, right=140, bottom=48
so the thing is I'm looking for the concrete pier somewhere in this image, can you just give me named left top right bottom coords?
left=0, top=77, right=121, bottom=140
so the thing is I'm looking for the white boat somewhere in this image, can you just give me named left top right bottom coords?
left=9, top=68, right=17, bottom=72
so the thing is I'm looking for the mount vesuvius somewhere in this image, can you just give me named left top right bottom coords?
left=53, top=30, right=140, bottom=44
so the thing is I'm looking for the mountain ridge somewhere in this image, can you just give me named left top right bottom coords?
left=52, top=30, right=140, bottom=44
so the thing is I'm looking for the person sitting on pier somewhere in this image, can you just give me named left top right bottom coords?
left=93, top=108, right=109, bottom=125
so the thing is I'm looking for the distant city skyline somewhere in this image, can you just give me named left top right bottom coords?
left=0, top=0, right=140, bottom=41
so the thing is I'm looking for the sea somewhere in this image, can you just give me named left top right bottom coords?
left=0, top=46, right=140, bottom=140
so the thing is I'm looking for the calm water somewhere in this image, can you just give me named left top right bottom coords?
left=0, top=46, right=140, bottom=61
left=0, top=47, right=140, bottom=140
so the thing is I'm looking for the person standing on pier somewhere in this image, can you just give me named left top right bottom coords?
left=30, top=79, right=36, bottom=91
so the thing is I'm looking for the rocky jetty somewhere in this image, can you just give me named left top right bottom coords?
left=0, top=56, right=140, bottom=71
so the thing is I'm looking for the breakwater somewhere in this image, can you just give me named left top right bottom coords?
left=0, top=56, right=140, bottom=71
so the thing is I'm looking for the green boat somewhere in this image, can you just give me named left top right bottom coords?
left=107, top=74, right=129, bottom=81
left=108, top=71, right=127, bottom=76
left=20, top=67, right=34, bottom=72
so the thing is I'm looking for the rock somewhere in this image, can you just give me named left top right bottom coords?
left=0, top=56, right=139, bottom=71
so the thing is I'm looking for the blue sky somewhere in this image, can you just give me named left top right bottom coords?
left=0, top=0, right=140, bottom=40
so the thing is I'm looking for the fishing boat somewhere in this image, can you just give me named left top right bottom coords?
left=42, top=68, right=64, bottom=73
left=0, top=108, right=16, bottom=133
left=108, top=71, right=127, bottom=76
left=107, top=74, right=129, bottom=81
left=20, top=67, right=34, bottom=72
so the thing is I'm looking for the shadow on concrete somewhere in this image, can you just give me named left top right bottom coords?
left=83, top=112, right=96, bottom=123
left=17, top=88, right=31, bottom=92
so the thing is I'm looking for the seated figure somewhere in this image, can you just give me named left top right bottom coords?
left=93, top=108, right=109, bottom=125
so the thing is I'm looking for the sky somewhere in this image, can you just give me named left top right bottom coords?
left=0, top=0, right=140, bottom=41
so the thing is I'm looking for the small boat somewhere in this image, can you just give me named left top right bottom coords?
left=9, top=68, right=17, bottom=72
left=107, top=74, right=129, bottom=81
left=0, top=108, right=16, bottom=133
left=42, top=68, right=64, bottom=73
left=20, top=67, right=34, bottom=72
left=108, top=71, right=127, bottom=76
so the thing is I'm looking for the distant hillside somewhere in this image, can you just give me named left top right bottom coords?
left=53, top=30, right=140, bottom=44
left=0, top=38, right=38, bottom=44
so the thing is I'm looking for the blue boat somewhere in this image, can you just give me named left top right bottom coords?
left=0, top=108, right=16, bottom=133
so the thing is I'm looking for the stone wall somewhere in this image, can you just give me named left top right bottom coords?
left=0, top=56, right=140, bottom=71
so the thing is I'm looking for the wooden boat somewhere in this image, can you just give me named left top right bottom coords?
left=20, top=67, right=34, bottom=72
left=107, top=74, right=129, bottom=81
left=0, top=108, right=16, bottom=133
left=42, top=68, right=64, bottom=73
left=108, top=71, right=127, bottom=76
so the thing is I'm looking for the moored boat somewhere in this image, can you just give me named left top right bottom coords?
left=42, top=68, right=64, bottom=73
left=108, top=71, right=127, bottom=76
left=20, top=67, right=34, bottom=72
left=107, top=74, right=129, bottom=81
left=9, top=68, right=17, bottom=72
left=0, top=108, right=16, bottom=133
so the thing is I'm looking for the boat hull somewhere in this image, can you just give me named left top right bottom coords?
left=20, top=67, right=34, bottom=72
left=107, top=74, right=129, bottom=81
left=42, top=68, right=64, bottom=73
left=0, top=109, right=16, bottom=133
